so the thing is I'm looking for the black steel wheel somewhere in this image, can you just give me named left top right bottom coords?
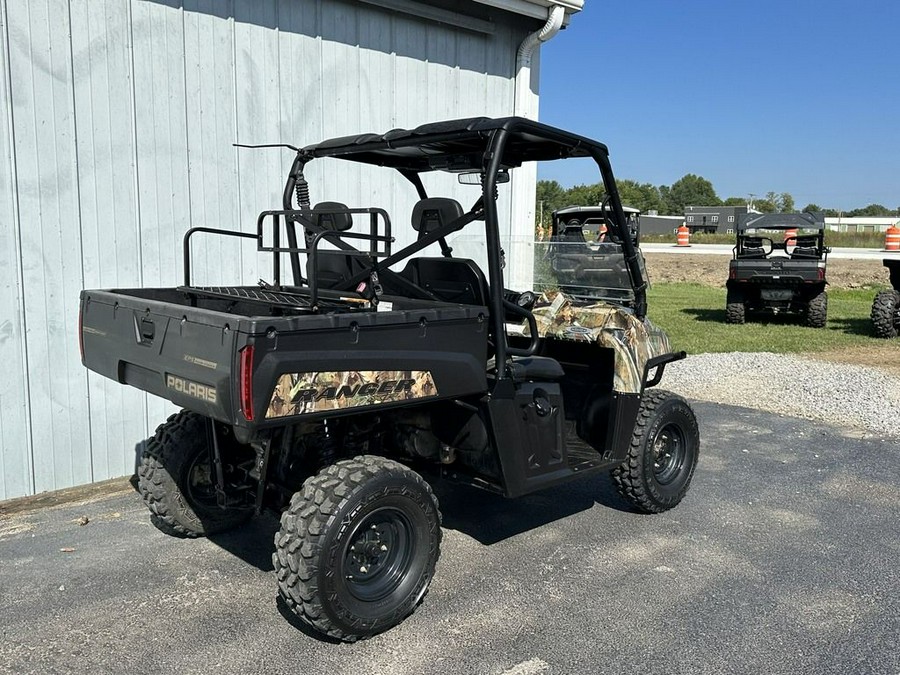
left=806, top=290, right=828, bottom=328
left=137, top=411, right=254, bottom=537
left=871, top=289, right=900, bottom=338
left=612, top=390, right=700, bottom=514
left=273, top=456, right=441, bottom=642
left=725, top=289, right=746, bottom=324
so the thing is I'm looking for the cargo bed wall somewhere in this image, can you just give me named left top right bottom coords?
left=81, top=288, right=491, bottom=436
left=730, top=259, right=824, bottom=283
left=80, top=291, right=243, bottom=425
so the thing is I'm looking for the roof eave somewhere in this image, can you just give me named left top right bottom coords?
left=472, top=0, right=584, bottom=21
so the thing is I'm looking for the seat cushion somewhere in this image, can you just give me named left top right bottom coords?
left=509, top=356, right=564, bottom=383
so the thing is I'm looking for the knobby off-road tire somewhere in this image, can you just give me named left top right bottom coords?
left=806, top=291, right=828, bottom=328
left=273, top=456, right=441, bottom=642
left=612, top=390, right=700, bottom=514
left=137, top=411, right=253, bottom=537
left=871, top=289, right=900, bottom=338
left=725, top=289, right=746, bottom=324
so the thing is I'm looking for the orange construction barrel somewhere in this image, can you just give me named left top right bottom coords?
left=598, top=223, right=608, bottom=241
left=885, top=225, right=900, bottom=251
left=784, top=228, right=798, bottom=246
left=676, top=224, right=691, bottom=247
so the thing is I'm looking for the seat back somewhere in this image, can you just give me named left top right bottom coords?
left=560, top=222, right=587, bottom=244
left=306, top=201, right=363, bottom=288
left=400, top=257, right=489, bottom=306
left=738, top=236, right=767, bottom=259
left=411, top=198, right=464, bottom=239
left=791, top=235, right=820, bottom=259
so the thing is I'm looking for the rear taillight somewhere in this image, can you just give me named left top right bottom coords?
left=239, top=345, right=255, bottom=421
left=78, top=307, right=85, bottom=363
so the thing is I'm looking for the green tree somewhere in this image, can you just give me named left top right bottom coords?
left=847, top=203, right=892, bottom=217
left=723, top=196, right=747, bottom=206
left=658, top=185, right=672, bottom=215
left=779, top=192, right=795, bottom=213
left=665, top=174, right=720, bottom=214
left=753, top=196, right=777, bottom=213
left=565, top=182, right=605, bottom=207
left=536, top=180, right=568, bottom=229
left=617, top=179, right=663, bottom=213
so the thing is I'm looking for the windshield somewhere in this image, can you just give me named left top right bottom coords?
left=534, top=237, right=641, bottom=304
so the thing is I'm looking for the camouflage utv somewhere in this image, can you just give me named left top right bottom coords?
left=79, top=117, right=699, bottom=642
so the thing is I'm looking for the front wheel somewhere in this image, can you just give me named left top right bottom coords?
left=871, top=289, right=900, bottom=338
left=612, top=391, right=700, bottom=514
left=273, top=456, right=442, bottom=642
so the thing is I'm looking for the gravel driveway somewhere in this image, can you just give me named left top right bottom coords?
left=664, top=352, right=900, bottom=438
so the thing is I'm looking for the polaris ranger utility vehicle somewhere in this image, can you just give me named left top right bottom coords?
left=871, top=258, right=900, bottom=338
left=79, top=117, right=699, bottom=641
left=726, top=212, right=829, bottom=327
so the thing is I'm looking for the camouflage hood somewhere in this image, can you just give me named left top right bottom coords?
left=525, top=291, right=673, bottom=394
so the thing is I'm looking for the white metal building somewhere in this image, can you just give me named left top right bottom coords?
left=825, top=217, right=900, bottom=233
left=0, top=0, right=582, bottom=500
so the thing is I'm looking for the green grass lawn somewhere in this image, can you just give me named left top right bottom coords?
left=647, top=283, right=881, bottom=354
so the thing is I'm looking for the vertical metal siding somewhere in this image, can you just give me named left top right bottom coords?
left=0, top=0, right=34, bottom=499
left=7, top=0, right=93, bottom=495
left=71, top=0, right=149, bottom=483
left=0, top=0, right=529, bottom=500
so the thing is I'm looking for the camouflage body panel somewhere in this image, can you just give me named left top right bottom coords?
left=525, top=292, right=672, bottom=394
left=266, top=370, right=438, bottom=418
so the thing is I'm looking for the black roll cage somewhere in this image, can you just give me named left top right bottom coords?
left=276, top=117, right=648, bottom=369
left=185, top=117, right=648, bottom=378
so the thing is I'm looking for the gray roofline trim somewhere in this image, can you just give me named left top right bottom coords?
left=473, top=0, right=584, bottom=20
left=359, top=0, right=496, bottom=34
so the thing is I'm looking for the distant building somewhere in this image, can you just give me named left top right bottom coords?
left=641, top=214, right=685, bottom=235
left=681, top=207, right=900, bottom=235
left=825, top=217, right=900, bottom=233
left=683, top=205, right=753, bottom=234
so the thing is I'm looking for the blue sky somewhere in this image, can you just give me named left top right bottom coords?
left=537, top=0, right=900, bottom=211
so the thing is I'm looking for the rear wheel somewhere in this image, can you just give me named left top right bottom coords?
left=612, top=390, right=700, bottom=514
left=725, top=289, right=746, bottom=324
left=871, top=289, right=900, bottom=338
left=137, top=411, right=254, bottom=537
left=273, top=456, right=441, bottom=641
left=806, top=291, right=828, bottom=328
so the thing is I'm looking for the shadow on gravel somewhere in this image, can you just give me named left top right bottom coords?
left=434, top=472, right=633, bottom=545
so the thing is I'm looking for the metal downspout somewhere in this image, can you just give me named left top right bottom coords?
left=514, top=3, right=565, bottom=118
left=509, top=4, right=565, bottom=291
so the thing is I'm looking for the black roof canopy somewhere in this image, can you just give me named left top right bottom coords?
left=738, top=212, right=826, bottom=231
left=300, top=116, right=608, bottom=172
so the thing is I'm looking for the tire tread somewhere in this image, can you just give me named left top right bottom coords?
left=273, top=455, right=441, bottom=642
